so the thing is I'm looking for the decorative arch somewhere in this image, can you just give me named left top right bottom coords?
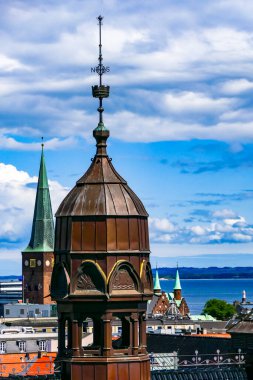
left=50, top=262, right=70, bottom=300
left=71, top=260, right=106, bottom=295
left=140, top=260, right=153, bottom=293
left=108, top=261, right=141, bottom=294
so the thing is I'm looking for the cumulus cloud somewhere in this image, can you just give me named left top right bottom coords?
left=149, top=208, right=253, bottom=245
left=0, top=162, right=68, bottom=246
left=221, top=79, right=253, bottom=94
left=163, top=92, right=232, bottom=114
left=0, top=1, right=253, bottom=147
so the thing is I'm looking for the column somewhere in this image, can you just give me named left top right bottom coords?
left=139, top=313, right=147, bottom=353
left=102, top=312, right=112, bottom=356
left=72, top=319, right=81, bottom=356
left=131, top=313, right=139, bottom=355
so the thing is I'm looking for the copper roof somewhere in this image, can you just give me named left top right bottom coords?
left=56, top=127, right=148, bottom=217
left=23, top=146, right=54, bottom=252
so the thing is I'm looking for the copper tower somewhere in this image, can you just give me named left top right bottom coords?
left=51, top=16, right=153, bottom=380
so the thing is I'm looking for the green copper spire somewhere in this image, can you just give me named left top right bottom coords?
left=174, top=269, right=182, bottom=290
left=154, top=267, right=161, bottom=292
left=24, top=143, right=54, bottom=252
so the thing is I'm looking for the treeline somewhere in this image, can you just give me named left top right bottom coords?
left=153, top=267, right=253, bottom=279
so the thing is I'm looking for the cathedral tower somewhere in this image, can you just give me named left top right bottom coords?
left=50, top=16, right=153, bottom=380
left=22, top=143, right=54, bottom=304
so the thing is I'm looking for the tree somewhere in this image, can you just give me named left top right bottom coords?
left=202, top=298, right=236, bottom=320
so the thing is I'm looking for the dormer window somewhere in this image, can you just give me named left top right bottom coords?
left=0, top=341, right=6, bottom=353
left=38, top=340, right=47, bottom=351
left=17, top=341, right=26, bottom=352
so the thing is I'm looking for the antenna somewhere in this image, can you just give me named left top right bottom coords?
left=91, top=15, right=110, bottom=127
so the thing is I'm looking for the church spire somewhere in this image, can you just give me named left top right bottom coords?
left=174, top=267, right=182, bottom=301
left=174, top=268, right=182, bottom=290
left=154, top=266, right=161, bottom=294
left=24, top=142, right=54, bottom=252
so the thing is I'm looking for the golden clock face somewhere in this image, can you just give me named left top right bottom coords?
left=30, top=259, right=36, bottom=268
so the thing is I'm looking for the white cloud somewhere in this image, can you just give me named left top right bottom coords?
left=0, top=162, right=68, bottom=245
left=0, top=54, right=30, bottom=72
left=212, top=209, right=237, bottom=219
left=221, top=79, right=253, bottom=94
left=149, top=217, right=175, bottom=232
left=164, top=92, right=232, bottom=114
left=149, top=208, right=253, bottom=245
left=0, top=2, right=253, bottom=147
left=190, top=225, right=207, bottom=236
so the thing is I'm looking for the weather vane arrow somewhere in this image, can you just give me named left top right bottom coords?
left=91, top=15, right=110, bottom=126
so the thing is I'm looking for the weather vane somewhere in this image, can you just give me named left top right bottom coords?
left=91, top=15, right=110, bottom=127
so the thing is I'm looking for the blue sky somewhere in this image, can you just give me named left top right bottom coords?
left=1, top=0, right=253, bottom=274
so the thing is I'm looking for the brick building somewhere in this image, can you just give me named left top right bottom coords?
left=147, top=268, right=190, bottom=318
left=22, top=145, right=54, bottom=304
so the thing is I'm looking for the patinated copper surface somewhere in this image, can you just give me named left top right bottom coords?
left=56, top=155, right=148, bottom=217
left=51, top=16, right=153, bottom=380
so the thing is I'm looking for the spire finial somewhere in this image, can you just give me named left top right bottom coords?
left=41, top=136, right=44, bottom=151
left=92, top=15, right=110, bottom=130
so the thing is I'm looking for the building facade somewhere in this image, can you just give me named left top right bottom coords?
left=3, top=303, right=56, bottom=318
left=148, top=268, right=190, bottom=318
left=22, top=146, right=54, bottom=304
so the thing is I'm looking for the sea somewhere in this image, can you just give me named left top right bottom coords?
left=160, top=278, right=253, bottom=315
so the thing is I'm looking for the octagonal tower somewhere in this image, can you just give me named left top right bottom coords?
left=50, top=16, right=153, bottom=380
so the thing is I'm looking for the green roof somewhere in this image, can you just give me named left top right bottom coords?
left=190, top=314, right=217, bottom=321
left=23, top=147, right=54, bottom=253
left=174, top=269, right=182, bottom=290
left=154, top=268, right=161, bottom=291
left=175, top=299, right=182, bottom=307
left=168, top=292, right=174, bottom=300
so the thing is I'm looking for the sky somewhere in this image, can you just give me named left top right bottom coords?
left=1, top=0, right=253, bottom=274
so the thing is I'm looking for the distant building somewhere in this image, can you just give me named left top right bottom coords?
left=148, top=268, right=190, bottom=318
left=3, top=303, right=57, bottom=318
left=0, top=280, right=22, bottom=314
left=233, top=290, right=253, bottom=316
left=22, top=145, right=55, bottom=304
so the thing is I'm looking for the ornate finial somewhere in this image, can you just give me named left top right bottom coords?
left=91, top=15, right=110, bottom=130
left=41, top=136, right=44, bottom=150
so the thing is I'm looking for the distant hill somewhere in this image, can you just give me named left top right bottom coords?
left=0, top=275, right=22, bottom=281
left=153, top=267, right=253, bottom=279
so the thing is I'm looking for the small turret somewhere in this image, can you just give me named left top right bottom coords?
left=174, top=268, right=182, bottom=301
left=154, top=266, right=161, bottom=294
